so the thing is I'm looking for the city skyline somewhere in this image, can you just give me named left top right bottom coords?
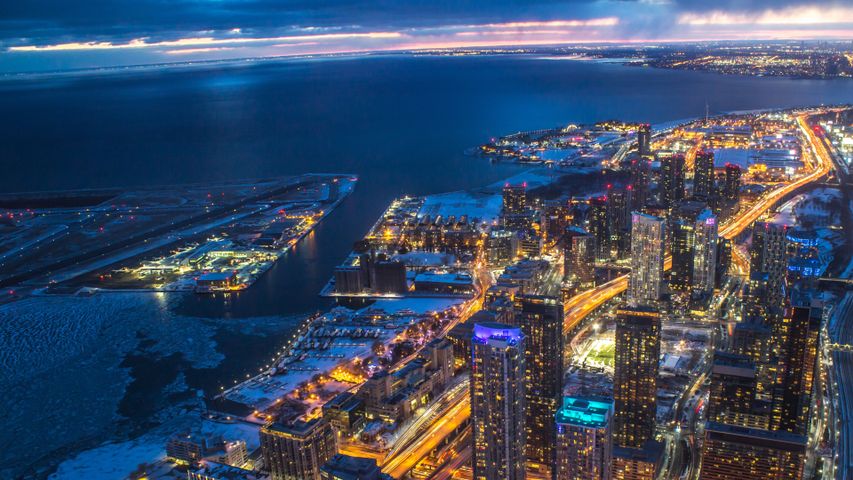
left=3, top=0, right=853, bottom=72
left=0, top=9, right=852, bottom=477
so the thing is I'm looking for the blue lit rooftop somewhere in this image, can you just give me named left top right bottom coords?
left=556, top=396, right=612, bottom=428
left=472, top=322, right=522, bottom=345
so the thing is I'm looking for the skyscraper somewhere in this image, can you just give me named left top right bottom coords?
left=260, top=417, right=338, bottom=480
left=471, top=322, right=526, bottom=480
left=693, top=150, right=716, bottom=199
left=563, top=226, right=596, bottom=290
left=629, top=160, right=651, bottom=212
left=503, top=183, right=531, bottom=231
left=503, top=183, right=527, bottom=215
left=637, top=124, right=652, bottom=157
left=589, top=196, right=611, bottom=261
left=723, top=163, right=741, bottom=202
left=772, top=304, right=821, bottom=435
left=659, top=152, right=685, bottom=209
left=613, top=306, right=661, bottom=448
left=555, top=396, right=612, bottom=480
left=670, top=201, right=706, bottom=293
left=715, top=238, right=732, bottom=289
left=608, top=187, right=632, bottom=259
left=513, top=295, right=564, bottom=472
left=749, top=221, right=788, bottom=307
left=707, top=352, right=758, bottom=427
left=693, top=208, right=718, bottom=295
left=628, top=213, right=665, bottom=305
left=542, top=200, right=571, bottom=245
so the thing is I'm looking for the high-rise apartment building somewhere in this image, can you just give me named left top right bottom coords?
left=503, top=183, right=527, bottom=215
left=659, top=152, right=685, bottom=209
left=670, top=201, right=706, bottom=293
left=707, top=352, right=758, bottom=426
left=630, top=159, right=651, bottom=212
left=693, top=150, right=716, bottom=199
left=260, top=417, right=338, bottom=480
left=613, top=306, right=661, bottom=449
left=723, top=163, right=741, bottom=202
left=555, top=396, right=612, bottom=480
left=699, top=423, right=806, bottom=480
left=589, top=196, right=611, bottom=261
left=628, top=213, right=665, bottom=305
left=638, top=124, right=652, bottom=157
left=772, top=304, right=821, bottom=435
left=563, top=226, right=596, bottom=289
left=693, top=208, right=719, bottom=295
left=749, top=221, right=789, bottom=307
left=513, top=295, right=564, bottom=472
left=471, top=322, right=526, bottom=480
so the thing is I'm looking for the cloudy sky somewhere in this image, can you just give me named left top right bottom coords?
left=2, top=0, right=852, bottom=73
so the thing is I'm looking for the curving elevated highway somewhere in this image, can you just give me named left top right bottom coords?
left=563, top=110, right=833, bottom=334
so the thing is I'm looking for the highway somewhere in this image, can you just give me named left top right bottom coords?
left=563, top=110, right=833, bottom=335
left=381, top=388, right=471, bottom=478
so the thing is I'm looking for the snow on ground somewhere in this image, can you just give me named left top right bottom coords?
left=538, top=148, right=579, bottom=162
left=225, top=331, right=388, bottom=411
left=419, top=191, right=502, bottom=224
left=487, top=169, right=563, bottom=191
left=50, top=435, right=166, bottom=480
left=392, top=251, right=457, bottom=267
left=0, top=292, right=300, bottom=479
left=49, top=416, right=262, bottom=480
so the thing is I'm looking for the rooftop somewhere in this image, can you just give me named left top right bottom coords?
left=472, top=322, right=522, bottom=345
left=556, top=396, right=612, bottom=428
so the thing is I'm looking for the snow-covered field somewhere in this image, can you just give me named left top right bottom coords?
left=418, top=191, right=502, bottom=224
left=0, top=292, right=300, bottom=479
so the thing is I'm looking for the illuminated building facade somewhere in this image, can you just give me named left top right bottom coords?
left=693, top=150, right=716, bottom=199
left=613, top=306, right=660, bottom=449
left=503, top=183, right=527, bottom=215
left=659, top=152, right=685, bottom=209
left=486, top=229, right=519, bottom=267
left=699, top=423, right=806, bottom=480
left=785, top=228, right=822, bottom=282
left=611, top=440, right=663, bottom=480
left=320, top=454, right=390, bottom=480
left=707, top=352, right=759, bottom=426
left=503, top=183, right=531, bottom=231
left=638, top=123, right=652, bottom=157
left=555, top=396, right=612, bottom=480
left=513, top=295, right=564, bottom=472
left=723, top=163, right=741, bottom=202
left=607, top=187, right=632, bottom=259
left=628, top=213, right=665, bottom=305
left=715, top=238, right=731, bottom=289
left=471, top=322, right=526, bottom=480
left=542, top=200, right=571, bottom=245
left=260, top=417, right=338, bottom=480
left=589, top=196, right=611, bottom=261
left=670, top=201, right=706, bottom=293
left=564, top=226, right=595, bottom=289
left=693, top=208, right=719, bottom=295
left=749, top=221, right=788, bottom=307
left=772, top=304, right=821, bottom=435
left=630, top=159, right=651, bottom=212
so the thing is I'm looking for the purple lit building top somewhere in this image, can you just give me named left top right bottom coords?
left=472, top=322, right=523, bottom=345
